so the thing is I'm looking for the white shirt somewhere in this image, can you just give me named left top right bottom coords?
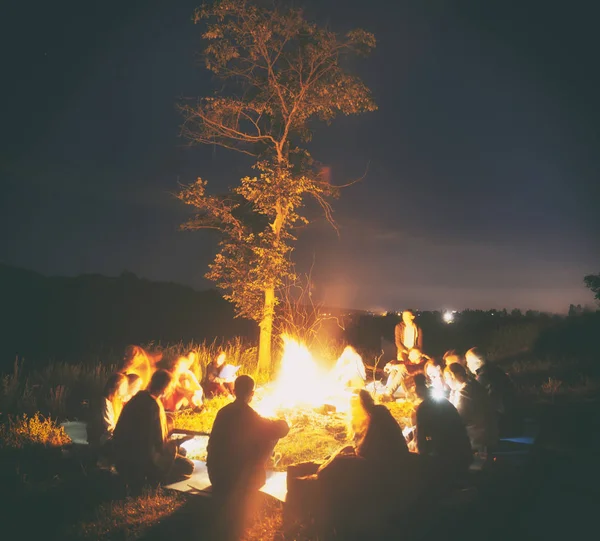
left=403, top=324, right=416, bottom=350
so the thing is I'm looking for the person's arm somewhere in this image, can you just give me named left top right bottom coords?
left=395, top=324, right=404, bottom=352
left=101, top=399, right=116, bottom=435
left=417, top=326, right=423, bottom=351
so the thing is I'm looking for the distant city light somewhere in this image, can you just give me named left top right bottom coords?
left=442, top=311, right=454, bottom=324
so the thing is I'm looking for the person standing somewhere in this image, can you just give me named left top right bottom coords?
left=394, top=310, right=423, bottom=361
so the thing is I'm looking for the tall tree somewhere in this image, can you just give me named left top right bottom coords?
left=177, top=0, right=376, bottom=371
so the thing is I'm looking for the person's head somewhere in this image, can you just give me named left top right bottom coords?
left=124, top=373, right=143, bottom=402
left=465, top=347, right=484, bottom=373
left=173, top=351, right=196, bottom=373
left=444, top=363, right=469, bottom=391
left=215, top=352, right=226, bottom=367
left=148, top=369, right=173, bottom=398
left=234, top=374, right=255, bottom=403
left=413, top=373, right=428, bottom=400
left=425, top=359, right=444, bottom=382
left=103, top=373, right=128, bottom=401
left=443, top=350, right=461, bottom=366
left=402, top=310, right=415, bottom=324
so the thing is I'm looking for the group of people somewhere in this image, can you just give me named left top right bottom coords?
left=383, top=311, right=518, bottom=457
left=86, top=346, right=239, bottom=487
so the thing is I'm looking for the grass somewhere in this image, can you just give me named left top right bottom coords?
left=67, top=488, right=187, bottom=541
left=2, top=334, right=600, bottom=541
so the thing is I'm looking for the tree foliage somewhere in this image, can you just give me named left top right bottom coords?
left=177, top=0, right=376, bottom=368
left=584, top=273, right=600, bottom=302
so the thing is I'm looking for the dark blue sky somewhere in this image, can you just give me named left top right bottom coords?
left=1, top=0, right=598, bottom=313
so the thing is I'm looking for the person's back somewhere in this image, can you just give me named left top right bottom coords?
left=476, top=362, right=516, bottom=415
left=207, top=376, right=289, bottom=495
left=357, top=404, right=409, bottom=464
left=416, top=396, right=472, bottom=471
left=455, top=379, right=498, bottom=450
left=112, top=390, right=168, bottom=476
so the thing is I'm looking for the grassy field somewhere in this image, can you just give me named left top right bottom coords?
left=1, top=335, right=599, bottom=541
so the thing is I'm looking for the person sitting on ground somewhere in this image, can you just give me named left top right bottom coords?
left=112, top=369, right=194, bottom=487
left=123, top=373, right=143, bottom=403
left=203, top=352, right=235, bottom=398
left=87, top=372, right=129, bottom=449
left=121, top=345, right=162, bottom=390
left=394, top=310, right=423, bottom=362
left=444, top=363, right=499, bottom=454
left=465, top=347, right=518, bottom=436
left=162, top=351, right=204, bottom=412
left=287, top=390, right=415, bottom=538
left=424, top=357, right=448, bottom=398
left=413, top=374, right=472, bottom=480
left=207, top=375, right=289, bottom=497
left=382, top=348, right=428, bottom=401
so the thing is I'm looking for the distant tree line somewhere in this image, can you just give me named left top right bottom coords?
left=0, top=264, right=256, bottom=371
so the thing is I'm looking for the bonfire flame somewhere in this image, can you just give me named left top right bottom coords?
left=254, top=335, right=364, bottom=417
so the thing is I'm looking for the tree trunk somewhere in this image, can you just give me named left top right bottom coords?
left=258, top=284, right=276, bottom=374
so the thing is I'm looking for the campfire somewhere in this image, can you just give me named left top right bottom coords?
left=253, top=334, right=365, bottom=418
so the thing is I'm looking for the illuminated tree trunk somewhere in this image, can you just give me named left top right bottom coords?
left=258, top=284, right=275, bottom=373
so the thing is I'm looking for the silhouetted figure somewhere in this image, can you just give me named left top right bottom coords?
left=87, top=372, right=128, bottom=449
left=287, top=390, right=417, bottom=538
left=207, top=375, right=289, bottom=539
left=465, top=347, right=519, bottom=436
left=112, top=369, right=194, bottom=488
left=414, top=374, right=472, bottom=478
left=203, top=352, right=235, bottom=398
left=445, top=363, right=499, bottom=454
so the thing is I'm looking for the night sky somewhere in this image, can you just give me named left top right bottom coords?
left=1, top=0, right=598, bottom=313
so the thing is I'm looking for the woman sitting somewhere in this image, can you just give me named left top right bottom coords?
left=162, top=351, right=204, bottom=412
left=203, top=352, right=235, bottom=398
left=87, top=372, right=129, bottom=449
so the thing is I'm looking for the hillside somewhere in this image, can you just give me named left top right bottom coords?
left=0, top=264, right=256, bottom=368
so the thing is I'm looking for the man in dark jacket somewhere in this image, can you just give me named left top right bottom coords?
left=465, top=347, right=519, bottom=436
left=208, top=375, right=289, bottom=539
left=112, top=369, right=194, bottom=487
left=445, top=363, right=499, bottom=453
left=207, top=375, right=289, bottom=496
left=414, top=374, right=472, bottom=475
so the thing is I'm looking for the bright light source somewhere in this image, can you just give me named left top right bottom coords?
left=431, top=388, right=446, bottom=401
left=442, top=311, right=454, bottom=324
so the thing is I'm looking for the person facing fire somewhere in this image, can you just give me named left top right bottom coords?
left=394, top=310, right=423, bottom=362
left=124, top=373, right=143, bottom=403
left=162, top=351, right=204, bottom=412
left=382, top=348, right=428, bottom=401
left=444, top=363, right=498, bottom=454
left=424, top=358, right=448, bottom=398
left=87, top=372, right=129, bottom=449
left=207, top=375, right=290, bottom=498
left=203, top=351, right=235, bottom=398
left=112, top=369, right=194, bottom=487
left=413, top=374, right=472, bottom=479
left=465, top=347, right=518, bottom=436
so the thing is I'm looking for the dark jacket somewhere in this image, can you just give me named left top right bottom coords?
left=475, top=363, right=516, bottom=415
left=207, top=400, right=289, bottom=494
left=453, top=380, right=499, bottom=450
left=112, top=391, right=173, bottom=477
left=394, top=322, right=423, bottom=353
left=416, top=395, right=472, bottom=471
left=357, top=404, right=409, bottom=464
